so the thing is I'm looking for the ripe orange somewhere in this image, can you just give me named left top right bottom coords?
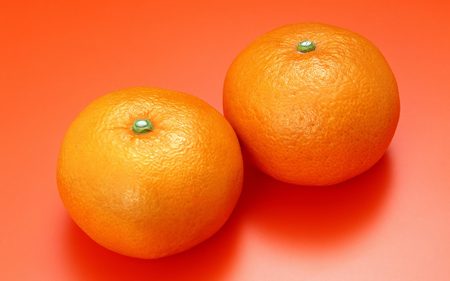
left=223, top=23, right=400, bottom=186
left=57, top=87, right=243, bottom=259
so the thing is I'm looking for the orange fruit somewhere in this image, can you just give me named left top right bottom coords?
left=223, top=23, right=400, bottom=186
left=57, top=87, right=243, bottom=259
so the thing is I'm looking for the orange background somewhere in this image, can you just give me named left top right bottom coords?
left=1, top=0, right=450, bottom=280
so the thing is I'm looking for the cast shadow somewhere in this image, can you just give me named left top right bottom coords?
left=63, top=207, right=242, bottom=281
left=236, top=153, right=393, bottom=250
left=63, top=153, right=392, bottom=278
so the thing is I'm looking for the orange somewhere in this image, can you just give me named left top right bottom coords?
left=57, top=87, right=243, bottom=259
left=223, top=23, right=400, bottom=186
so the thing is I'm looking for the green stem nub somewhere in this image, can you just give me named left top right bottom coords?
left=297, top=40, right=316, bottom=53
left=132, top=119, right=153, bottom=134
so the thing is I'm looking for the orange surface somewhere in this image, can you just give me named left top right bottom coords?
left=223, top=22, right=400, bottom=185
left=57, top=87, right=243, bottom=259
left=1, top=0, right=449, bottom=280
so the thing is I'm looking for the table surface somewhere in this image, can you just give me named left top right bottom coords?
left=1, top=1, right=450, bottom=280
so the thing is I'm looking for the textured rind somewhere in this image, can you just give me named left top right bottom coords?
left=57, top=87, right=243, bottom=259
left=223, top=23, right=400, bottom=186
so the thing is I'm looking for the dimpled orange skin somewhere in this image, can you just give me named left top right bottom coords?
left=223, top=23, right=400, bottom=186
left=57, top=87, right=243, bottom=259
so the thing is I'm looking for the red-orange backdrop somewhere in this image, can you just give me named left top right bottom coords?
left=1, top=0, right=450, bottom=280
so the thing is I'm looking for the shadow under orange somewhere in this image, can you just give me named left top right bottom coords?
left=235, top=152, right=392, bottom=250
left=64, top=207, right=243, bottom=281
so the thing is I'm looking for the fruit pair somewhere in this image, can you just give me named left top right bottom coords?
left=57, top=23, right=400, bottom=259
